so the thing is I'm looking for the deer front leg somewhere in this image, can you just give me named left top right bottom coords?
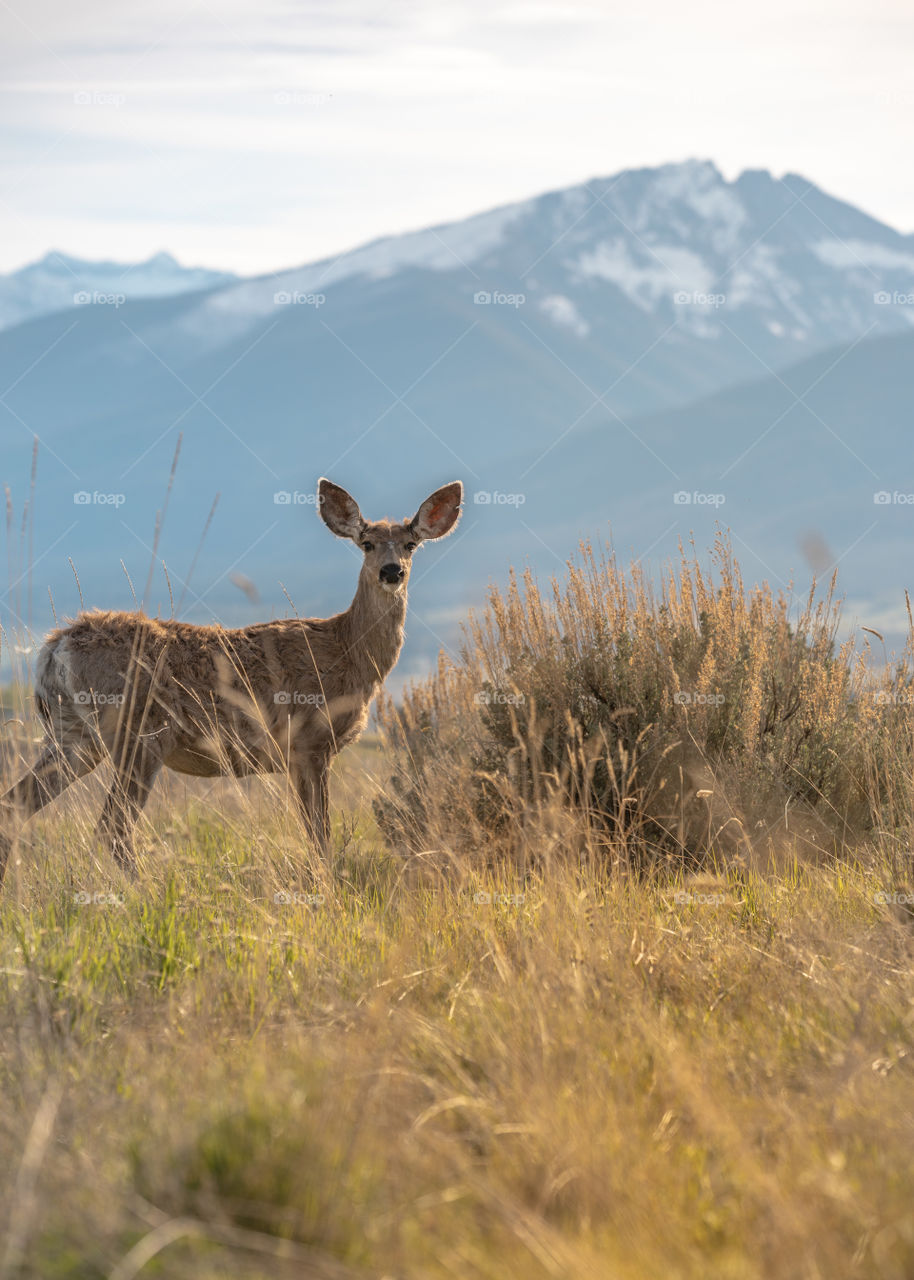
left=95, top=746, right=162, bottom=871
left=0, top=737, right=103, bottom=884
left=294, top=749, right=332, bottom=854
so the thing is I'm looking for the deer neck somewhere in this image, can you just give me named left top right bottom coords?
left=338, top=570, right=408, bottom=691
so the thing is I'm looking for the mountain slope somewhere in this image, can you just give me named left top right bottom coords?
left=514, top=328, right=914, bottom=638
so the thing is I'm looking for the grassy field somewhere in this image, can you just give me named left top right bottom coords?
left=1, top=539, right=913, bottom=1279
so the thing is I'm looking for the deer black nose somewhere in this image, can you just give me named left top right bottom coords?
left=379, top=563, right=404, bottom=584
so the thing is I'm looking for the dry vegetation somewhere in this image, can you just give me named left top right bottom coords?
left=1, top=536, right=914, bottom=1279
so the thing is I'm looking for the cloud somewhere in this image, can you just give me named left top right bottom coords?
left=0, top=0, right=912, bottom=273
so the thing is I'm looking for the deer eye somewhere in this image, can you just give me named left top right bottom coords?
left=405, top=541, right=418, bottom=552
left=362, top=541, right=374, bottom=552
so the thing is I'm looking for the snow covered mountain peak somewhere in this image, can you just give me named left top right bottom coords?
left=0, top=251, right=236, bottom=331
left=169, top=159, right=914, bottom=362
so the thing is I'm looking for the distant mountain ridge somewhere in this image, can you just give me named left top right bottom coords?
left=0, top=251, right=237, bottom=331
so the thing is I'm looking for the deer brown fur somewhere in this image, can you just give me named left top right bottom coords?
left=0, top=478, right=462, bottom=881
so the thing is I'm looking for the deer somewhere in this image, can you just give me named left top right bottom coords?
left=0, top=478, right=463, bottom=884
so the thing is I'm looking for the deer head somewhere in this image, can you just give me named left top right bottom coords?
left=317, top=478, right=463, bottom=594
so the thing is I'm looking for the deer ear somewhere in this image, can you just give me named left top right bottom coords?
left=411, top=482, right=463, bottom=541
left=318, top=478, right=364, bottom=540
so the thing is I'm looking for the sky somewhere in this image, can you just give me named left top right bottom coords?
left=1, top=0, right=913, bottom=276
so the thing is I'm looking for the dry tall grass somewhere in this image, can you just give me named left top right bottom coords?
left=1, top=536, right=913, bottom=1279
left=376, top=534, right=914, bottom=877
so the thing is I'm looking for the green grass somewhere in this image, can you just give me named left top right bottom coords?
left=1, top=814, right=913, bottom=1279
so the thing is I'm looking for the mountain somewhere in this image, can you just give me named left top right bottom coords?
left=148, top=156, right=914, bottom=381
left=0, top=251, right=237, bottom=332
left=1, top=160, right=913, bottom=684
left=514, top=327, right=914, bottom=639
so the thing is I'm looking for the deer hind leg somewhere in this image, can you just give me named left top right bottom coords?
left=95, top=744, right=162, bottom=872
left=0, top=734, right=104, bottom=884
left=294, top=749, right=332, bottom=854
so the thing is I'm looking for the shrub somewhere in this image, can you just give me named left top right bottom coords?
left=375, top=534, right=911, bottom=873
